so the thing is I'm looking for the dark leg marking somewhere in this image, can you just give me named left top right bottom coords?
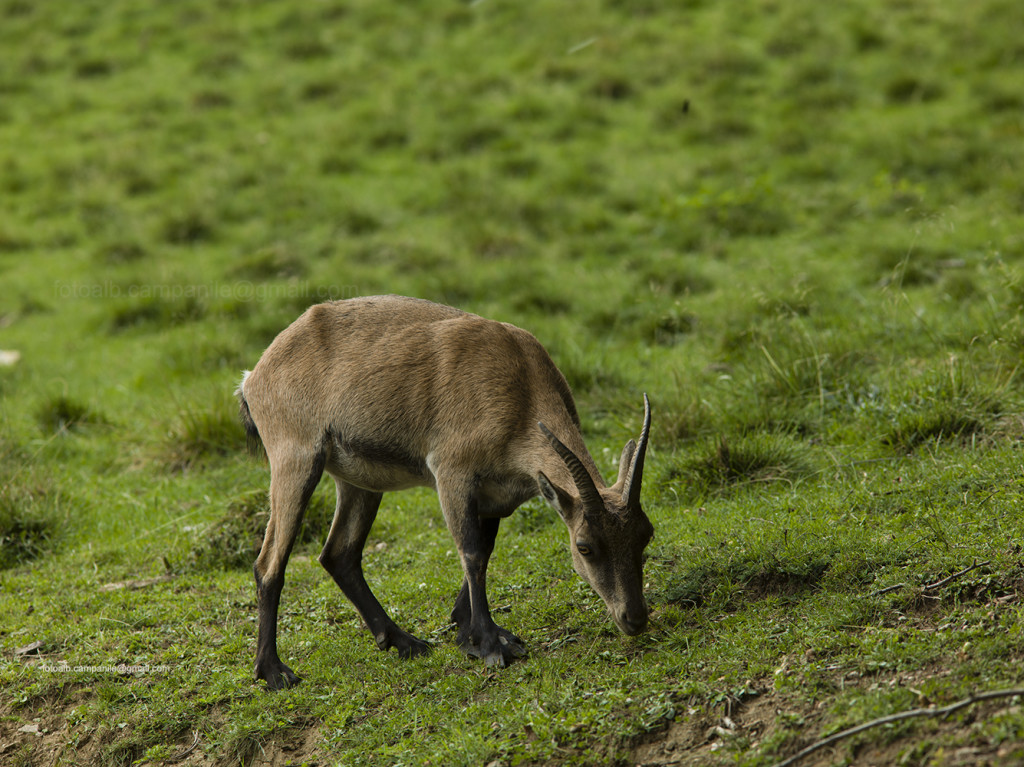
left=447, top=513, right=527, bottom=668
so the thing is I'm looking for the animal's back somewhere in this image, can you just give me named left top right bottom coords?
left=269, top=295, right=467, bottom=360
left=241, top=295, right=579, bottom=484
left=245, top=295, right=463, bottom=427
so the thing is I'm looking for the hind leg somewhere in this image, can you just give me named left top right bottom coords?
left=254, top=447, right=325, bottom=690
left=319, top=478, right=430, bottom=658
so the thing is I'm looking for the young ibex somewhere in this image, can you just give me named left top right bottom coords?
left=237, top=295, right=653, bottom=689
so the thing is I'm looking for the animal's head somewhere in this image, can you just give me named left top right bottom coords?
left=537, top=395, right=654, bottom=635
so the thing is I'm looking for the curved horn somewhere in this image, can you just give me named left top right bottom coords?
left=623, top=394, right=651, bottom=510
left=538, top=422, right=603, bottom=509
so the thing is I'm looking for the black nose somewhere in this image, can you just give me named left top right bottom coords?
left=620, top=612, right=648, bottom=636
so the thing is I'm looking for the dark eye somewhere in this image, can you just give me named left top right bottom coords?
left=576, top=543, right=593, bottom=556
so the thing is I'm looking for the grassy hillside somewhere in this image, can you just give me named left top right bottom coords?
left=2, top=0, right=1024, bottom=764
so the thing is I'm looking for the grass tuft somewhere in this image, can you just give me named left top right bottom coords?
left=885, top=74, right=945, bottom=104
left=94, top=238, right=147, bottom=264
left=882, top=363, right=1002, bottom=451
left=107, top=296, right=208, bottom=333
left=162, top=394, right=244, bottom=470
left=188, top=489, right=335, bottom=570
left=189, top=492, right=267, bottom=571
left=0, top=484, right=58, bottom=569
left=36, top=394, right=108, bottom=434
left=228, top=247, right=308, bottom=282
left=671, top=434, right=817, bottom=499
left=161, top=210, right=216, bottom=245
left=639, top=259, right=714, bottom=298
left=662, top=548, right=832, bottom=610
left=884, top=406, right=988, bottom=451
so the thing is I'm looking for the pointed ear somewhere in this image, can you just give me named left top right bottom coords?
left=614, top=439, right=637, bottom=490
left=537, top=471, right=576, bottom=521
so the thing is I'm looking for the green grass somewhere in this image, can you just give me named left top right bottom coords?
left=3, top=0, right=1024, bottom=764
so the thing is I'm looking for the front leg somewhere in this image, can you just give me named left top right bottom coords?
left=439, top=486, right=527, bottom=668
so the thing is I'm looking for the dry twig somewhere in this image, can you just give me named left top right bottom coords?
left=866, top=559, right=990, bottom=598
left=866, top=582, right=908, bottom=597
left=167, top=730, right=201, bottom=762
left=923, top=559, right=990, bottom=592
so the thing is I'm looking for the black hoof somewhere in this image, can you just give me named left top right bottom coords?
left=374, top=626, right=431, bottom=658
left=256, top=661, right=301, bottom=691
left=460, top=627, right=528, bottom=668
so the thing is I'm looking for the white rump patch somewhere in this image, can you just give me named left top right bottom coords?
left=235, top=370, right=251, bottom=397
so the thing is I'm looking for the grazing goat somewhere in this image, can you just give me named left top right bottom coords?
left=237, top=295, right=653, bottom=689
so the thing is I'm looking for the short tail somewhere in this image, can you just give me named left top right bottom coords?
left=236, top=371, right=266, bottom=459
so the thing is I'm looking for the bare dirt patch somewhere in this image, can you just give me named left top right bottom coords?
left=0, top=699, right=325, bottom=767
left=633, top=689, right=782, bottom=767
